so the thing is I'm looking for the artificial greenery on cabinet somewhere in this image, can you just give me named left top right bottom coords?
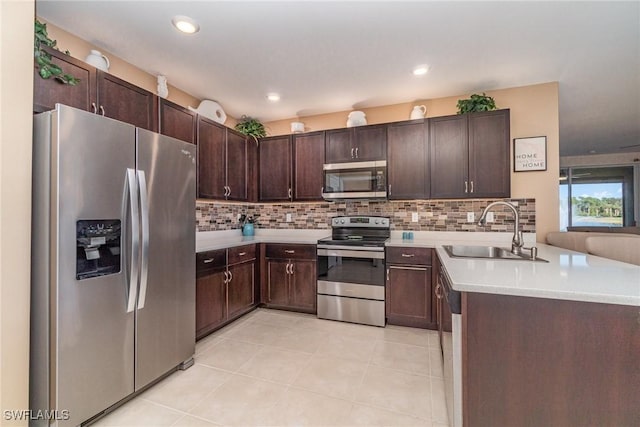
left=456, top=93, right=497, bottom=114
left=34, top=19, right=80, bottom=85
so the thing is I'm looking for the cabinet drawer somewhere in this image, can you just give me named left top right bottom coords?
left=386, top=247, right=432, bottom=265
left=196, top=249, right=227, bottom=274
left=265, top=243, right=316, bottom=260
left=228, top=244, right=256, bottom=265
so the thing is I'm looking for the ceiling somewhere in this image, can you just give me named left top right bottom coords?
left=37, top=1, right=639, bottom=156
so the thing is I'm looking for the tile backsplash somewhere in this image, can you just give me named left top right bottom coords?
left=196, top=198, right=535, bottom=233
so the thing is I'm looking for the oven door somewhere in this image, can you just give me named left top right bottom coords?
left=317, top=246, right=386, bottom=326
left=322, top=161, right=387, bottom=200
left=317, top=246, right=385, bottom=286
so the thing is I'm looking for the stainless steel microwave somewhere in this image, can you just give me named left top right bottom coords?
left=322, top=161, right=387, bottom=200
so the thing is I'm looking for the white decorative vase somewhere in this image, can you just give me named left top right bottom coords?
left=157, top=75, right=169, bottom=99
left=84, top=49, right=110, bottom=72
left=347, top=111, right=367, bottom=127
left=410, top=105, right=427, bottom=119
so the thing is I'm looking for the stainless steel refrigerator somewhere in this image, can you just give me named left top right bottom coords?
left=30, top=104, right=196, bottom=426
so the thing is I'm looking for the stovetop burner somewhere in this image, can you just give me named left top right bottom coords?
left=318, top=216, right=390, bottom=248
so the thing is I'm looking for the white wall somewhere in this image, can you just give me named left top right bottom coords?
left=1, top=0, right=34, bottom=424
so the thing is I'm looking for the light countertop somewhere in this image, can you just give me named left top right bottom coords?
left=196, top=229, right=330, bottom=252
left=435, top=244, right=640, bottom=307
left=197, top=229, right=640, bottom=306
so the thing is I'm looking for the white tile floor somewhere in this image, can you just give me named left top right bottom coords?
left=93, top=308, right=449, bottom=427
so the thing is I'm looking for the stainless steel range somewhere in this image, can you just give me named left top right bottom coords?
left=316, top=216, right=390, bottom=327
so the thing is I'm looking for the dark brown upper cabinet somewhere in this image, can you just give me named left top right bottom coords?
left=258, top=132, right=325, bottom=202
left=387, top=120, right=429, bottom=200
left=34, top=47, right=97, bottom=114
left=430, top=109, right=510, bottom=199
left=34, top=48, right=157, bottom=132
left=293, top=131, right=325, bottom=201
left=259, top=135, right=292, bottom=202
left=197, top=116, right=249, bottom=201
left=159, top=98, right=197, bottom=144
left=325, top=124, right=387, bottom=163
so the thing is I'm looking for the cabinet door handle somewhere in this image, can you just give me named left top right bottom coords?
left=355, top=147, right=359, bottom=158
left=321, top=187, right=324, bottom=197
left=470, top=181, right=474, bottom=193
left=285, top=250, right=295, bottom=254
left=401, top=253, right=415, bottom=258
left=386, top=268, right=390, bottom=281
left=290, top=263, right=294, bottom=275
left=203, top=258, right=214, bottom=264
left=223, top=271, right=229, bottom=284
left=285, top=263, right=290, bottom=274
left=350, top=148, right=354, bottom=158
left=388, top=184, right=391, bottom=196
left=228, top=270, right=233, bottom=283
left=91, top=103, right=97, bottom=114
left=435, top=283, right=443, bottom=299
left=389, top=265, right=426, bottom=271
left=227, top=186, right=231, bottom=197
left=464, top=181, right=468, bottom=193
left=288, top=188, right=292, bottom=199
left=238, top=252, right=246, bottom=256
left=99, top=105, right=105, bottom=116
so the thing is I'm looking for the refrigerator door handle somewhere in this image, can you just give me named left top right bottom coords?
left=126, top=168, right=140, bottom=313
left=137, top=170, right=150, bottom=310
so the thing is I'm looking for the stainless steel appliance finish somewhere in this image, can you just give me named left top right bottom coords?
left=30, top=105, right=196, bottom=427
left=437, top=263, right=462, bottom=427
left=316, top=216, right=389, bottom=327
left=322, top=161, right=387, bottom=200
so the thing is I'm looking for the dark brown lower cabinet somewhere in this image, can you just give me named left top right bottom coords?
left=385, top=247, right=436, bottom=329
left=227, top=262, right=255, bottom=318
left=462, top=292, right=640, bottom=427
left=196, top=269, right=226, bottom=339
left=263, top=244, right=317, bottom=313
left=195, top=245, right=257, bottom=340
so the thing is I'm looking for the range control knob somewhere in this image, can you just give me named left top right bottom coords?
left=340, top=219, right=345, bottom=224
left=375, top=220, right=380, bottom=224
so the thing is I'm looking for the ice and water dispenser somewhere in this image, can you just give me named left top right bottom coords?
left=76, top=220, right=121, bottom=280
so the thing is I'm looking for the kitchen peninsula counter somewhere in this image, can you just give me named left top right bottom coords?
left=386, top=232, right=639, bottom=306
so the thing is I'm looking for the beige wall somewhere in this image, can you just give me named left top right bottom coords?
left=1, top=0, right=34, bottom=424
left=265, top=82, right=560, bottom=241
left=39, top=18, right=201, bottom=109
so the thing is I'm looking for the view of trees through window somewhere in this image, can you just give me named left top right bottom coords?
left=559, top=166, right=635, bottom=230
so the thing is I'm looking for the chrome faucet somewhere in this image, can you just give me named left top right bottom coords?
left=478, top=201, right=524, bottom=255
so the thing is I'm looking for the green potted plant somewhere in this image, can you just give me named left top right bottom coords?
left=234, top=116, right=266, bottom=144
left=456, top=93, right=497, bottom=114
left=34, top=19, right=80, bottom=85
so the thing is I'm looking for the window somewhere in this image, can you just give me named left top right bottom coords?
left=559, top=166, right=636, bottom=230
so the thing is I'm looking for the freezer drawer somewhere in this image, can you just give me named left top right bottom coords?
left=317, top=294, right=385, bottom=327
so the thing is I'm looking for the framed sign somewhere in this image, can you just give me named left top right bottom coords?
left=514, top=136, right=547, bottom=172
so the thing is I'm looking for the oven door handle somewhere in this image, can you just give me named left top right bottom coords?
left=317, top=244, right=384, bottom=252
left=317, top=248, right=385, bottom=259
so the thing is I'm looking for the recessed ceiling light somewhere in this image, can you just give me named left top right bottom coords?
left=266, top=93, right=280, bottom=102
left=172, top=15, right=200, bottom=34
left=412, top=65, right=429, bottom=76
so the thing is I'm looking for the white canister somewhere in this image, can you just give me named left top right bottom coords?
left=410, top=105, right=427, bottom=120
left=85, top=49, right=110, bottom=72
left=291, top=122, right=305, bottom=133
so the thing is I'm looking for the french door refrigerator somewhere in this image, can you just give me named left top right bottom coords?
left=30, top=104, right=196, bottom=426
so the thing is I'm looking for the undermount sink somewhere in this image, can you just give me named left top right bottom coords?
left=443, top=245, right=548, bottom=262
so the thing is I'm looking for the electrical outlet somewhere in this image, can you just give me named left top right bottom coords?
left=286, top=213, right=292, bottom=222
left=486, top=212, right=495, bottom=223
left=467, top=212, right=475, bottom=223
left=411, top=212, right=419, bottom=222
